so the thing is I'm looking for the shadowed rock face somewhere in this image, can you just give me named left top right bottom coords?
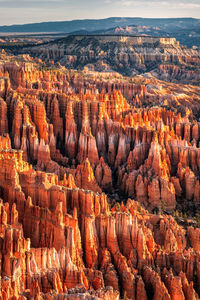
left=21, top=35, right=200, bottom=85
left=0, top=50, right=200, bottom=299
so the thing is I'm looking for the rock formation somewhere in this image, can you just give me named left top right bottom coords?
left=0, top=50, right=199, bottom=299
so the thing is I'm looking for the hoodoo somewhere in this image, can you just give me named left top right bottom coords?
left=0, top=26, right=199, bottom=300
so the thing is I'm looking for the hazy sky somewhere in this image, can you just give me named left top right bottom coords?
left=0, top=0, right=199, bottom=25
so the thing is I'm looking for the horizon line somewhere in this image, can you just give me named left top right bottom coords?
left=0, top=16, right=199, bottom=27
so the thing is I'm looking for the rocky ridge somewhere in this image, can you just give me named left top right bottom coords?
left=20, top=35, right=200, bottom=85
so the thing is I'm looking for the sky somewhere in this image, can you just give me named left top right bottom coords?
left=0, top=0, right=199, bottom=25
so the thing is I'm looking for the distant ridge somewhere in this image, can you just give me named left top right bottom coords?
left=0, top=17, right=200, bottom=48
left=0, top=17, right=199, bottom=33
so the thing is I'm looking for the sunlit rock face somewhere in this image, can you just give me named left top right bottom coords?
left=0, top=49, right=199, bottom=299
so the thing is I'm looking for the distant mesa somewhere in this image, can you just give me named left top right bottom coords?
left=0, top=17, right=200, bottom=48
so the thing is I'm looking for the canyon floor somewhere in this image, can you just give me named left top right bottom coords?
left=0, top=35, right=200, bottom=299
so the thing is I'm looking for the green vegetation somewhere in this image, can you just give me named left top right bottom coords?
left=173, top=209, right=200, bottom=229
